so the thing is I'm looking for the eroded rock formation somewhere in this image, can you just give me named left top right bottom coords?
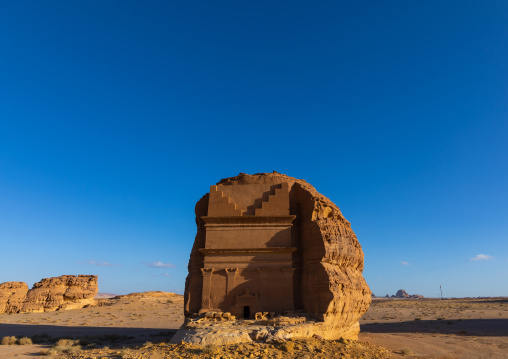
left=0, top=282, right=28, bottom=313
left=0, top=275, right=98, bottom=313
left=181, top=172, right=371, bottom=343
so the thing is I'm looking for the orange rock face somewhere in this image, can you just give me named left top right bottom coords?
left=0, top=275, right=98, bottom=313
left=0, top=282, right=29, bottom=313
left=184, top=172, right=371, bottom=339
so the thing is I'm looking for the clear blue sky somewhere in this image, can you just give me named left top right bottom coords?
left=1, top=1, right=506, bottom=298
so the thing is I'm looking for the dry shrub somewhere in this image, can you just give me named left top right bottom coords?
left=66, top=345, right=82, bottom=354
left=51, top=338, right=81, bottom=354
left=18, top=337, right=33, bottom=345
left=56, top=338, right=79, bottom=347
left=1, top=336, right=17, bottom=345
left=47, top=348, right=61, bottom=355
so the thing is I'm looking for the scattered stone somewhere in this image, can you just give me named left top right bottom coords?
left=62, top=339, right=394, bottom=359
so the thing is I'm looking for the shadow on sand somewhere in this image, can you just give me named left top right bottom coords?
left=0, top=323, right=178, bottom=340
left=466, top=299, right=508, bottom=304
left=362, top=318, right=508, bottom=337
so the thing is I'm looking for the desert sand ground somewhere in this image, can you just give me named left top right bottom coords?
left=0, top=293, right=506, bottom=358
left=0, top=292, right=184, bottom=358
left=360, top=297, right=508, bottom=359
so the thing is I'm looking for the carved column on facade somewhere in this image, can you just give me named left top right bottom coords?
left=282, top=267, right=295, bottom=311
left=257, top=268, right=270, bottom=304
left=201, top=268, right=214, bottom=309
left=225, top=268, right=238, bottom=295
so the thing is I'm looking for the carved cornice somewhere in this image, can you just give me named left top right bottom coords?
left=202, top=215, right=296, bottom=227
left=199, top=247, right=297, bottom=255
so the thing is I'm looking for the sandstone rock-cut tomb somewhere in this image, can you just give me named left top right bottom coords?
left=183, top=172, right=371, bottom=340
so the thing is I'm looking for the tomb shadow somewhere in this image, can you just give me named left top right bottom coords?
left=465, top=298, right=508, bottom=304
left=0, top=323, right=178, bottom=341
left=361, top=318, right=508, bottom=337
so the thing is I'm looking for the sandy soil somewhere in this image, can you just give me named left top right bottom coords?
left=0, top=294, right=506, bottom=358
left=0, top=291, right=184, bottom=358
left=359, top=297, right=508, bottom=358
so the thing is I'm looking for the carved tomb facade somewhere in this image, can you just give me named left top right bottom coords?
left=199, top=182, right=295, bottom=318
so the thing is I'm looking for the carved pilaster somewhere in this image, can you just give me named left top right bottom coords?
left=282, top=267, right=295, bottom=311
left=201, top=268, right=214, bottom=309
left=257, top=268, right=270, bottom=304
left=225, top=268, right=238, bottom=295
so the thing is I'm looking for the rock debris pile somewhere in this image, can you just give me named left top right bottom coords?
left=65, top=337, right=394, bottom=359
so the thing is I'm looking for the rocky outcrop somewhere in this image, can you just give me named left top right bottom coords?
left=395, top=289, right=410, bottom=298
left=0, top=282, right=29, bottom=313
left=183, top=172, right=371, bottom=342
left=0, top=275, right=98, bottom=313
left=396, top=289, right=424, bottom=299
left=387, top=289, right=424, bottom=299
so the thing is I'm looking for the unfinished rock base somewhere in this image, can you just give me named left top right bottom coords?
left=171, top=313, right=361, bottom=346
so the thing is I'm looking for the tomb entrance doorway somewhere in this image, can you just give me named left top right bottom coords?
left=243, top=305, right=250, bottom=319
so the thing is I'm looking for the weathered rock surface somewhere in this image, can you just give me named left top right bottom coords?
left=182, top=172, right=371, bottom=343
left=170, top=325, right=254, bottom=346
left=67, top=336, right=395, bottom=359
left=0, top=282, right=29, bottom=313
left=0, top=275, right=98, bottom=313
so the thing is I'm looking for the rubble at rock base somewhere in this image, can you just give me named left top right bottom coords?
left=170, top=312, right=360, bottom=346
left=65, top=338, right=394, bottom=359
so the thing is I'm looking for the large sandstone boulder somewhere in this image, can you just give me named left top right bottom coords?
left=0, top=275, right=98, bottom=313
left=0, top=282, right=29, bottom=313
left=183, top=172, right=371, bottom=341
